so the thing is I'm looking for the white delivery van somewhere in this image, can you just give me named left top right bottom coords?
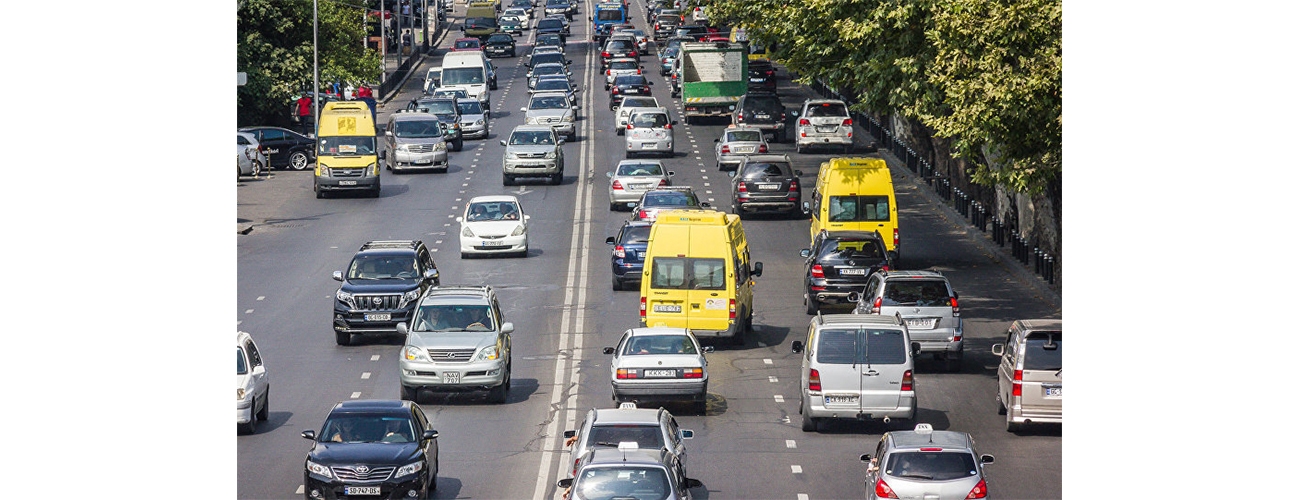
left=440, top=52, right=494, bottom=109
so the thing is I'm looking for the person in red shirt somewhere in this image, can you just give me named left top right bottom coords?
left=355, top=83, right=373, bottom=99
left=296, top=94, right=313, bottom=134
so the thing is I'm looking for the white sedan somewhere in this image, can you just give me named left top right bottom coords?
left=602, top=327, right=712, bottom=413
left=457, top=195, right=530, bottom=258
left=236, top=331, right=269, bottom=435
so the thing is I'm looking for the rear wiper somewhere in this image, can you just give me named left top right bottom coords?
left=592, top=441, right=622, bottom=447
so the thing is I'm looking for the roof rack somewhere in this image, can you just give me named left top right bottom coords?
left=815, top=313, right=905, bottom=327
left=428, top=284, right=492, bottom=293
left=359, top=240, right=419, bottom=250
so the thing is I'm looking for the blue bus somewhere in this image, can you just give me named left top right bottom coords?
left=591, top=2, right=627, bottom=43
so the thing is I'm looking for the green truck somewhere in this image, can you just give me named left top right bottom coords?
left=675, top=42, right=748, bottom=124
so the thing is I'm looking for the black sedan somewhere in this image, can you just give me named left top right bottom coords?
left=238, top=126, right=316, bottom=170
left=484, top=33, right=516, bottom=58
left=302, top=400, right=439, bottom=500
left=800, top=230, right=892, bottom=314
left=608, top=74, right=652, bottom=110
left=747, top=59, right=778, bottom=93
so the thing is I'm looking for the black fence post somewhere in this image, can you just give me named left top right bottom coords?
left=992, top=217, right=1003, bottom=244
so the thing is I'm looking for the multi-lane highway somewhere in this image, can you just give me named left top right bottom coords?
left=236, top=1, right=1062, bottom=498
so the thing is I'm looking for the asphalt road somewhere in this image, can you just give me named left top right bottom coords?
left=236, top=1, right=1063, bottom=499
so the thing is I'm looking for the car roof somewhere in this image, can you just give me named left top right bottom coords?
left=626, top=326, right=691, bottom=338
left=740, top=154, right=790, bottom=164
left=1013, top=318, right=1063, bottom=331
left=237, top=331, right=254, bottom=346
left=818, top=230, right=885, bottom=242
left=469, top=195, right=521, bottom=203
left=804, top=99, right=847, bottom=106
left=330, top=399, right=412, bottom=415
left=629, top=107, right=669, bottom=115
left=724, top=126, right=766, bottom=135
left=886, top=428, right=973, bottom=451
left=530, top=91, right=571, bottom=99
left=591, top=406, right=664, bottom=425
left=879, top=270, right=949, bottom=280
left=391, top=112, right=441, bottom=122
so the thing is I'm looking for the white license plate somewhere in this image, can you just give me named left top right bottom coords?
left=364, top=313, right=391, bottom=321
left=653, top=304, right=682, bottom=313
left=642, top=142, right=658, bottom=148
left=1045, top=386, right=1062, bottom=397
left=480, top=240, right=506, bottom=247
left=756, top=183, right=780, bottom=191
left=625, top=89, right=640, bottom=93
left=339, top=180, right=358, bottom=186
left=344, top=486, right=381, bottom=495
left=754, top=114, right=770, bottom=119
left=749, top=77, right=764, bottom=82
left=736, top=147, right=754, bottom=153
left=840, top=268, right=866, bottom=275
left=443, top=371, right=461, bottom=384
left=824, top=395, right=858, bottom=404
left=644, top=369, right=675, bottom=377
left=905, top=318, right=936, bottom=329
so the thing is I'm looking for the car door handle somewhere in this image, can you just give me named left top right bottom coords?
left=863, top=370, right=879, bottom=376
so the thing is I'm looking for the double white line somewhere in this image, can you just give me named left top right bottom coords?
left=530, top=1, right=601, bottom=498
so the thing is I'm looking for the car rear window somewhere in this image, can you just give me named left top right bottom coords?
left=643, top=191, right=695, bottom=207
left=727, top=130, right=763, bottom=142
left=618, top=162, right=664, bottom=176
left=620, top=225, right=652, bottom=243
left=806, top=102, right=848, bottom=117
left=828, top=195, right=890, bottom=222
left=882, top=280, right=950, bottom=307
left=815, top=328, right=906, bottom=364
left=623, top=334, right=698, bottom=355
left=742, top=162, right=789, bottom=178
left=885, top=451, right=978, bottom=480
left=588, top=424, right=663, bottom=449
left=610, top=60, right=639, bottom=70
left=816, top=239, right=883, bottom=260
left=574, top=466, right=670, bottom=500
left=1023, top=331, right=1062, bottom=371
left=630, top=112, right=669, bottom=128
left=649, top=257, right=725, bottom=290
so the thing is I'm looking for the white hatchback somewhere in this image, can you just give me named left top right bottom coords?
left=236, top=331, right=269, bottom=435
left=613, top=96, right=660, bottom=135
left=625, top=107, right=674, bottom=158
left=457, top=195, right=530, bottom=258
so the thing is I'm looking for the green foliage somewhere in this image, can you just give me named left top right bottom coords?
left=238, top=0, right=382, bottom=127
left=708, top=0, right=1060, bottom=195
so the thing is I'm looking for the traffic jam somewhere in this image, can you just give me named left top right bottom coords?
left=236, top=1, right=1063, bottom=499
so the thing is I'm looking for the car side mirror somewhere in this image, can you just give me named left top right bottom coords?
left=379, top=150, right=387, bottom=160
left=667, top=171, right=675, bottom=177
left=603, top=346, right=615, bottom=354
left=790, top=110, right=799, bottom=117
left=557, top=139, right=566, bottom=146
left=791, top=340, right=804, bottom=353
left=751, top=261, right=763, bottom=277
left=991, top=344, right=1005, bottom=356
left=701, top=346, right=714, bottom=353
left=385, top=130, right=393, bottom=136
left=502, top=322, right=515, bottom=334
left=795, top=169, right=804, bottom=176
left=981, top=454, right=995, bottom=464
left=606, top=172, right=614, bottom=178
left=460, top=25, right=466, bottom=31
left=424, top=268, right=439, bottom=281
left=396, top=323, right=409, bottom=335
left=456, top=216, right=465, bottom=223
left=680, top=429, right=694, bottom=439
left=605, top=236, right=616, bottom=244
left=801, top=201, right=811, bottom=214
left=423, top=430, right=439, bottom=441
left=568, top=59, right=574, bottom=65
left=524, top=215, right=531, bottom=221
left=557, top=478, right=573, bottom=489
left=332, top=271, right=344, bottom=281
left=911, top=341, right=922, bottom=356
left=799, top=249, right=810, bottom=258
left=302, top=430, right=317, bottom=440
left=860, top=454, right=874, bottom=463
left=727, top=171, right=736, bottom=178
left=647, top=81, right=654, bottom=85
left=563, top=429, right=576, bottom=439
left=685, top=478, right=703, bottom=489
left=500, top=139, right=509, bottom=146
left=713, top=138, right=719, bottom=143
left=699, top=201, right=711, bottom=208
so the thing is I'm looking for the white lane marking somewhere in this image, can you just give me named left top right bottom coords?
left=236, top=320, right=242, bottom=326
left=436, top=240, right=443, bottom=244
left=786, top=440, right=797, bottom=449
left=774, top=395, right=784, bottom=403
left=351, top=392, right=361, bottom=399
left=769, top=376, right=778, bottom=383
left=764, top=359, right=773, bottom=365
left=256, top=296, right=265, bottom=301
left=791, top=465, right=803, bottom=474
left=798, top=495, right=809, bottom=500
left=244, top=309, right=254, bottom=314
left=371, top=355, right=381, bottom=361
left=361, top=372, right=371, bottom=380
left=296, top=485, right=304, bottom=495
left=705, top=190, right=712, bottom=194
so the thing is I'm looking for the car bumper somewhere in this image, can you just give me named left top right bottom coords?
left=796, top=133, right=852, bottom=146
left=612, top=379, right=707, bottom=400
left=487, top=47, right=516, bottom=56
left=333, top=307, right=415, bottom=334
left=626, top=139, right=672, bottom=153
left=303, top=472, right=428, bottom=500
left=460, top=234, right=528, bottom=253
left=399, top=358, right=508, bottom=389
left=236, top=404, right=253, bottom=425
left=1009, top=403, right=1062, bottom=425
left=609, top=189, right=650, bottom=204
left=503, top=159, right=560, bottom=175
left=315, top=175, right=380, bottom=191
left=807, top=282, right=868, bottom=304
left=391, top=151, right=448, bottom=168
left=461, top=123, right=488, bottom=138
left=806, top=393, right=916, bottom=420
left=611, top=260, right=643, bottom=280
left=736, top=196, right=800, bottom=213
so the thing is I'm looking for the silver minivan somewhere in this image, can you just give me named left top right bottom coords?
left=991, top=319, right=1062, bottom=432
left=853, top=270, right=963, bottom=372
left=625, top=107, right=674, bottom=158
left=791, top=313, right=919, bottom=432
left=383, top=112, right=449, bottom=173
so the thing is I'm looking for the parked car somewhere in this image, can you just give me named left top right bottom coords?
left=607, top=159, right=673, bottom=211
left=301, top=400, right=440, bottom=499
left=602, top=327, right=713, bottom=412
left=853, top=270, right=963, bottom=371
left=861, top=423, right=994, bottom=500
left=456, top=195, right=531, bottom=258
left=500, top=125, right=566, bottom=185
left=236, top=131, right=266, bottom=178
left=713, top=125, right=769, bottom=171
left=625, top=107, right=674, bottom=158
left=800, top=230, right=891, bottom=314
left=236, top=331, right=269, bottom=435
left=238, top=126, right=315, bottom=170
left=606, top=220, right=654, bottom=290
left=991, top=319, right=1062, bottom=432
left=732, top=91, right=790, bottom=143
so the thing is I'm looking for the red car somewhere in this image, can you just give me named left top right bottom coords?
left=701, top=35, right=729, bottom=43
left=452, top=37, right=483, bottom=51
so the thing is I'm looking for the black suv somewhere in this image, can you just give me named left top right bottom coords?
left=800, top=230, right=892, bottom=314
left=732, top=92, right=789, bottom=142
left=302, top=400, right=439, bottom=500
left=747, top=59, right=778, bottom=93
left=608, top=75, right=653, bottom=110
left=332, top=240, right=441, bottom=346
left=729, top=154, right=803, bottom=218
left=484, top=32, right=516, bottom=58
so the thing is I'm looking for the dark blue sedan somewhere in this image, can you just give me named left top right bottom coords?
left=605, top=221, right=653, bottom=291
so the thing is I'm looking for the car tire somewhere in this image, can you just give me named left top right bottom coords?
left=315, top=187, right=325, bottom=199
left=550, top=172, right=563, bottom=185
left=461, top=252, right=470, bottom=259
left=694, top=399, right=707, bottom=415
left=400, top=384, right=418, bottom=402
left=335, top=330, right=352, bottom=346
left=996, top=393, right=1007, bottom=415
left=256, top=388, right=270, bottom=421
left=610, top=201, right=621, bottom=211
left=453, top=139, right=464, bottom=152
left=795, top=142, right=804, bottom=154
left=238, top=418, right=256, bottom=435
left=251, top=160, right=263, bottom=178
left=289, top=151, right=311, bottom=170
left=503, top=173, right=514, bottom=186
left=800, top=400, right=817, bottom=432
left=371, top=185, right=381, bottom=198
left=487, top=380, right=508, bottom=404
left=945, top=351, right=963, bottom=372
left=616, top=127, right=625, bottom=136
left=805, top=294, right=819, bottom=315
left=611, top=273, right=623, bottom=291
left=429, top=458, right=438, bottom=493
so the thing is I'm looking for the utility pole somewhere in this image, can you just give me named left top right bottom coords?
left=313, top=0, right=320, bottom=134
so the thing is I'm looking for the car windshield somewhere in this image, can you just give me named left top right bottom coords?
left=609, top=60, right=638, bottom=70
left=346, top=254, right=417, bottom=280
left=572, top=466, right=670, bottom=500
left=393, top=119, right=444, bottom=138
left=538, top=19, right=562, bottom=29
left=649, top=257, right=725, bottom=290
left=817, top=239, right=883, bottom=260
left=318, top=135, right=376, bottom=156
left=828, top=195, right=890, bottom=222
left=411, top=304, right=496, bottom=332
left=319, top=415, right=416, bottom=444
left=466, top=200, right=522, bottom=221
left=815, top=328, right=907, bottom=365
left=539, top=35, right=562, bottom=44
left=433, top=89, right=469, bottom=99
left=488, top=34, right=513, bottom=43
left=630, top=113, right=668, bottom=128
left=661, top=47, right=679, bottom=58
left=614, top=75, right=646, bottom=86
left=807, top=102, right=849, bottom=117
left=510, top=130, right=556, bottom=145
left=1023, top=331, right=1062, bottom=371
left=455, top=40, right=480, bottom=49
left=885, top=451, right=978, bottom=481
left=533, top=54, right=565, bottom=65
left=457, top=101, right=484, bottom=114
left=236, top=347, right=247, bottom=375
left=882, top=280, right=951, bottom=307
left=465, top=17, right=498, bottom=29
left=617, top=163, right=663, bottom=176
left=442, top=67, right=485, bottom=85
left=727, top=130, right=763, bottom=142
left=415, top=100, right=458, bottom=114
left=530, top=96, right=569, bottom=109
left=623, top=335, right=698, bottom=355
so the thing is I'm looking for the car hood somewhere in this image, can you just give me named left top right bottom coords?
left=465, top=220, right=526, bottom=236
left=507, top=145, right=558, bottom=154
left=408, top=330, right=498, bottom=350
left=460, top=113, right=486, bottom=122
left=527, top=108, right=569, bottom=118
left=616, top=354, right=706, bottom=369
left=340, top=280, right=420, bottom=294
left=308, top=442, right=423, bottom=465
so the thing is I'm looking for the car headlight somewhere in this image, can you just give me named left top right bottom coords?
left=475, top=119, right=485, bottom=126
left=395, top=460, right=425, bottom=479
left=563, top=113, right=575, bottom=123
left=336, top=289, right=354, bottom=308
left=511, top=224, right=526, bottom=236
left=399, top=289, right=421, bottom=308
left=545, top=151, right=556, bottom=159
left=306, top=460, right=334, bottom=479
left=525, top=116, right=537, bottom=124
left=435, top=141, right=446, bottom=151
left=237, top=388, right=248, bottom=400
left=473, top=345, right=500, bottom=362
left=367, top=162, right=378, bottom=175
left=397, top=144, right=410, bottom=152
left=462, top=226, right=476, bottom=237
left=404, top=345, right=432, bottom=362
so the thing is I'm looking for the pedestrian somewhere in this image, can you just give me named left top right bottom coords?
left=296, top=93, right=313, bottom=135
left=356, top=82, right=373, bottom=99
left=402, top=29, right=412, bottom=55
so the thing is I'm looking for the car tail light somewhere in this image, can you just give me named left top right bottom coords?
left=736, top=114, right=744, bottom=123
left=966, top=479, right=988, bottom=499
left=613, top=245, right=626, bottom=258
left=758, top=144, right=768, bottom=153
left=611, top=179, right=624, bottom=191
left=810, top=264, right=824, bottom=279
left=720, top=145, right=730, bottom=154
left=630, top=51, right=638, bottom=57
left=637, top=68, right=642, bottom=74
left=658, top=178, right=668, bottom=187
left=606, top=69, right=611, bottom=75
left=736, top=181, right=747, bottom=193
left=871, top=297, right=882, bottom=314
left=799, top=118, right=810, bottom=126
left=842, top=118, right=853, bottom=126
left=874, top=479, right=899, bottom=499
left=765, top=70, right=775, bottom=77
left=602, top=51, right=611, bottom=58
left=640, top=296, right=647, bottom=317
left=616, top=368, right=638, bottom=379
left=808, top=369, right=821, bottom=392
left=901, top=370, right=913, bottom=391
left=664, top=123, right=671, bottom=129
left=728, top=299, right=736, bottom=319
left=683, top=368, right=703, bottom=379
left=612, top=87, right=620, bottom=94
left=638, top=209, right=649, bottom=219
left=951, top=296, right=960, bottom=316
left=1012, top=369, right=1023, bottom=397
left=788, top=179, right=798, bottom=190
left=893, top=228, right=899, bottom=249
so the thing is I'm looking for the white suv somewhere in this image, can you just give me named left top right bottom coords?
left=794, top=99, right=853, bottom=154
left=625, top=107, right=674, bottom=158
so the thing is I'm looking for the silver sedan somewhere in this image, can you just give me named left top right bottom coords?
left=602, top=327, right=712, bottom=413
left=606, top=159, right=674, bottom=211
left=714, top=125, right=770, bottom=171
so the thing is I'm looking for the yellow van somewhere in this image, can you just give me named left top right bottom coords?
left=804, top=157, right=899, bottom=260
left=639, top=209, right=764, bottom=345
left=314, top=101, right=380, bottom=198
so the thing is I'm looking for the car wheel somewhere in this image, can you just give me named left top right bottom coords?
left=371, top=184, right=381, bottom=198
left=487, top=380, right=508, bottom=404
left=453, top=139, right=464, bottom=151
left=611, top=273, right=623, bottom=291
left=805, top=294, right=819, bottom=315
left=694, top=399, right=707, bottom=415
left=289, top=151, right=310, bottom=170
left=503, top=173, right=514, bottom=186
left=616, top=127, right=624, bottom=136
left=238, top=418, right=256, bottom=435
left=610, top=201, right=621, bottom=212
left=800, top=400, right=817, bottom=432
left=795, top=142, right=804, bottom=154
left=550, top=172, right=562, bottom=185
left=400, top=384, right=418, bottom=402
left=251, top=160, right=263, bottom=177
left=335, top=330, right=352, bottom=346
left=996, top=393, right=1007, bottom=415
left=315, top=187, right=325, bottom=199
left=256, top=387, right=270, bottom=421
left=945, top=351, right=963, bottom=372
left=460, top=252, right=470, bottom=259
left=429, top=458, right=438, bottom=494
